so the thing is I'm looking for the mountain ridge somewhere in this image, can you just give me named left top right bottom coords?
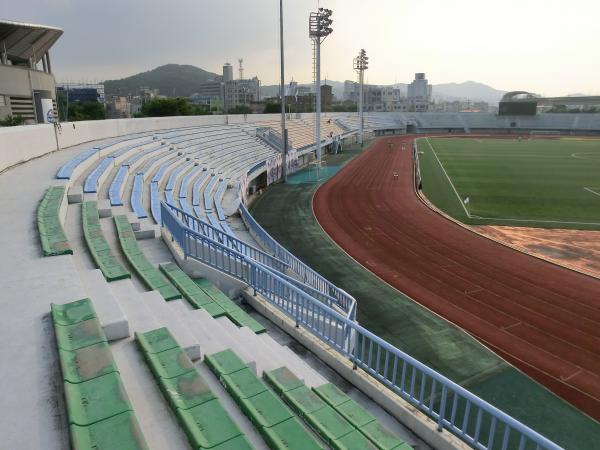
left=104, top=64, right=506, bottom=103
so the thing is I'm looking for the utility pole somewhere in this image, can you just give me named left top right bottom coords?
left=309, top=7, right=333, bottom=166
left=279, top=0, right=288, bottom=182
left=353, top=49, right=368, bottom=147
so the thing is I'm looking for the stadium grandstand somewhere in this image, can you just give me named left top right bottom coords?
left=0, top=19, right=62, bottom=123
left=3, top=13, right=600, bottom=450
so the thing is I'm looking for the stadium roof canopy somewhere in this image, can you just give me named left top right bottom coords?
left=0, top=19, right=63, bottom=64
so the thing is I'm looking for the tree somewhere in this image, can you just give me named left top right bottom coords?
left=263, top=102, right=281, bottom=114
left=227, top=104, right=253, bottom=115
left=138, top=97, right=210, bottom=117
left=67, top=101, right=106, bottom=121
left=0, top=115, right=25, bottom=126
left=329, top=101, right=357, bottom=112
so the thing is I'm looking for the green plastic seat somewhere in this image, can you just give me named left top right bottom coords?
left=64, top=371, right=132, bottom=426
left=333, top=429, right=380, bottom=450
left=38, top=186, right=72, bottom=256
left=239, top=389, right=294, bottom=428
left=157, top=283, right=182, bottom=301
left=306, top=406, right=354, bottom=445
left=336, top=400, right=376, bottom=429
left=83, top=204, right=130, bottom=282
left=51, top=299, right=96, bottom=325
left=226, top=309, right=267, bottom=334
left=54, top=318, right=106, bottom=351
left=59, top=342, right=118, bottom=383
left=136, top=328, right=179, bottom=354
left=160, top=370, right=216, bottom=410
left=283, top=386, right=328, bottom=418
left=264, top=367, right=304, bottom=395
left=146, top=346, right=194, bottom=379
left=261, top=416, right=324, bottom=450
left=222, top=368, right=267, bottom=401
left=202, top=302, right=227, bottom=317
left=70, top=411, right=148, bottom=450
left=211, top=435, right=254, bottom=450
left=359, top=421, right=409, bottom=450
left=313, top=383, right=349, bottom=408
left=205, top=349, right=246, bottom=376
left=177, top=399, right=243, bottom=449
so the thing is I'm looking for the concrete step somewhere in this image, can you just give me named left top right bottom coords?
left=139, top=292, right=201, bottom=361
left=170, top=302, right=224, bottom=357
left=79, top=269, right=129, bottom=341
left=236, top=326, right=287, bottom=376
left=257, top=333, right=327, bottom=388
left=108, top=279, right=160, bottom=333
left=277, top=344, right=327, bottom=388
left=169, top=301, right=257, bottom=371
left=109, top=338, right=192, bottom=450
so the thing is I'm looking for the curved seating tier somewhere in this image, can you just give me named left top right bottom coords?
left=114, top=215, right=180, bottom=301
left=52, top=298, right=149, bottom=450
left=37, top=186, right=72, bottom=256
left=82, top=201, right=130, bottom=281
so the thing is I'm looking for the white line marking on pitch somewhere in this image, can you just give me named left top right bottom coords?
left=423, top=137, right=472, bottom=218
left=584, top=187, right=600, bottom=198
left=469, top=214, right=600, bottom=226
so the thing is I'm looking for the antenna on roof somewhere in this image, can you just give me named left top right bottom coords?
left=238, top=58, right=244, bottom=80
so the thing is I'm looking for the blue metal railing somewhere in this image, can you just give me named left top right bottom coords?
left=239, top=201, right=356, bottom=317
left=165, top=202, right=288, bottom=274
left=160, top=202, right=562, bottom=450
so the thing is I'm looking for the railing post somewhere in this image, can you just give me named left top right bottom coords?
left=437, top=385, right=448, bottom=432
left=352, top=329, right=359, bottom=370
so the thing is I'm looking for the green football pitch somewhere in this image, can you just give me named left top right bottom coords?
left=417, top=136, right=600, bottom=230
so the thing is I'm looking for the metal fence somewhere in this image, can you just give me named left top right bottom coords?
left=239, top=201, right=357, bottom=318
left=161, top=202, right=562, bottom=450
left=165, top=202, right=288, bottom=274
left=165, top=202, right=347, bottom=316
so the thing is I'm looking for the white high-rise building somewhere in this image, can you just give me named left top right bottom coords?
left=407, top=73, right=431, bottom=112
left=222, top=63, right=233, bottom=82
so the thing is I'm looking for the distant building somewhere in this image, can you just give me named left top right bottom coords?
left=56, top=82, right=105, bottom=117
left=407, top=73, right=431, bottom=112
left=282, top=84, right=332, bottom=113
left=343, top=80, right=406, bottom=112
left=222, top=63, right=233, bottom=82
left=224, top=77, right=260, bottom=111
left=196, top=62, right=260, bottom=112
left=0, top=19, right=63, bottom=124
left=107, top=95, right=132, bottom=118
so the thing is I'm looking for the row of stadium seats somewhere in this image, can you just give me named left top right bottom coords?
left=135, top=328, right=255, bottom=449
left=37, top=186, right=72, bottom=256
left=51, top=298, right=148, bottom=450
left=206, top=348, right=324, bottom=450
left=82, top=201, right=130, bottom=281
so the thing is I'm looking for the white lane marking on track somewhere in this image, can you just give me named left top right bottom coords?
left=423, top=137, right=471, bottom=218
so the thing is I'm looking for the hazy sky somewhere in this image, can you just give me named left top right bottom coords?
left=2, top=0, right=599, bottom=95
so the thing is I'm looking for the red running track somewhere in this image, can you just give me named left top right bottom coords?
left=313, top=136, right=600, bottom=421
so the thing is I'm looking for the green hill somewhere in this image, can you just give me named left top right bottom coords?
left=104, top=64, right=220, bottom=98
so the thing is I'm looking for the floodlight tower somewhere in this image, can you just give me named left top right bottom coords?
left=353, top=49, right=368, bottom=147
left=309, top=7, right=333, bottom=164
